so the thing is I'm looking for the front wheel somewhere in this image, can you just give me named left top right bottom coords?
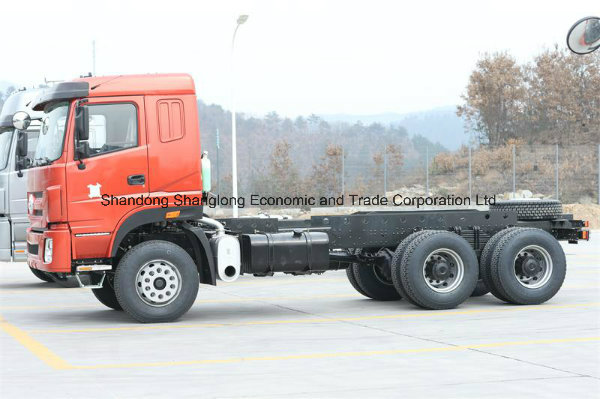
left=29, top=267, right=53, bottom=283
left=92, top=274, right=122, bottom=310
left=114, top=240, right=199, bottom=323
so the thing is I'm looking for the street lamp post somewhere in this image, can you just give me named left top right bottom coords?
left=231, top=14, right=248, bottom=218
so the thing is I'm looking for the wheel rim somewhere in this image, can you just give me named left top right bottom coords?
left=513, top=245, right=553, bottom=289
left=422, top=248, right=464, bottom=293
left=135, top=260, right=182, bottom=307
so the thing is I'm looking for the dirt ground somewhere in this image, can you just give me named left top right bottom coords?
left=563, top=204, right=600, bottom=229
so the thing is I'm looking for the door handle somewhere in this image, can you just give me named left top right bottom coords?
left=127, top=174, right=145, bottom=185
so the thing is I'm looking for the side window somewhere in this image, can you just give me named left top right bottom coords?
left=86, top=103, right=137, bottom=156
left=24, top=130, right=39, bottom=169
left=157, top=99, right=185, bottom=142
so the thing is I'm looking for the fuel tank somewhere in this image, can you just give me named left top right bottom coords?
left=241, top=231, right=329, bottom=275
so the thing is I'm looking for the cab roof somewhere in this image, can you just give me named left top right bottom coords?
left=0, top=88, right=46, bottom=127
left=32, top=73, right=195, bottom=111
left=79, top=73, right=196, bottom=97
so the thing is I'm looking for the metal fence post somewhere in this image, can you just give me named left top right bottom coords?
left=468, top=145, right=472, bottom=199
left=512, top=144, right=516, bottom=198
left=341, top=146, right=345, bottom=196
left=426, top=146, right=429, bottom=196
left=383, top=152, right=388, bottom=195
left=555, top=144, right=559, bottom=200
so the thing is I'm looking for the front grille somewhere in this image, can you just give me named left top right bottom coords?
left=27, top=242, right=39, bottom=255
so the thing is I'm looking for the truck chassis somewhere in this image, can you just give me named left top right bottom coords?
left=71, top=201, right=587, bottom=323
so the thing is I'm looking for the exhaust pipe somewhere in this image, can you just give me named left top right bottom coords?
left=212, top=234, right=241, bottom=282
left=201, top=216, right=241, bottom=282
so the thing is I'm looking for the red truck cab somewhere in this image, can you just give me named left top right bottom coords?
left=27, top=74, right=204, bottom=275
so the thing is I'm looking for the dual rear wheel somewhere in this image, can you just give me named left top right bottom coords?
left=347, top=227, right=566, bottom=309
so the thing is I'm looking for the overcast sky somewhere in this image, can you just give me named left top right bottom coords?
left=1, top=0, right=597, bottom=117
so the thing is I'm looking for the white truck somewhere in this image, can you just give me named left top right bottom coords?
left=0, top=88, right=46, bottom=280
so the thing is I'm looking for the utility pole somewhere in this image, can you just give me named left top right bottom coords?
left=92, top=40, right=96, bottom=76
left=230, top=14, right=249, bottom=217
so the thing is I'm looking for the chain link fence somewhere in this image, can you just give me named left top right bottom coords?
left=211, top=142, right=600, bottom=205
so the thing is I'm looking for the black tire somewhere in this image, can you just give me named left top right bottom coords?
left=114, top=240, right=199, bottom=323
left=391, top=230, right=431, bottom=306
left=29, top=267, right=53, bottom=283
left=350, top=249, right=401, bottom=301
left=490, top=200, right=562, bottom=220
left=480, top=227, right=527, bottom=302
left=470, top=280, right=489, bottom=297
left=92, top=275, right=122, bottom=310
left=345, top=250, right=369, bottom=298
left=490, top=228, right=566, bottom=305
left=397, top=230, right=478, bottom=310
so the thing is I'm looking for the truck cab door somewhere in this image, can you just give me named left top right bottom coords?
left=65, top=96, right=149, bottom=259
left=8, top=128, right=40, bottom=260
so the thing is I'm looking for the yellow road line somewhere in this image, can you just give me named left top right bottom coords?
left=29, top=302, right=600, bottom=334
left=0, top=315, right=71, bottom=370
left=0, top=293, right=360, bottom=311
left=0, top=278, right=350, bottom=295
left=567, top=253, right=600, bottom=259
left=70, top=336, right=600, bottom=370
left=218, top=277, right=348, bottom=286
left=1, top=310, right=597, bottom=370
left=0, top=287, right=88, bottom=295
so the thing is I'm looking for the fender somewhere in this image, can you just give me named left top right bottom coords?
left=181, top=222, right=216, bottom=285
left=110, top=206, right=204, bottom=257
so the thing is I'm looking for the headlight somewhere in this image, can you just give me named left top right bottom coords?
left=28, top=194, right=35, bottom=214
left=44, top=238, right=53, bottom=263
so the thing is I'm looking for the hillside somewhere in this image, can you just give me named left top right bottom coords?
left=321, top=106, right=468, bottom=150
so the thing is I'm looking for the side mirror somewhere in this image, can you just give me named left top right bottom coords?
left=12, top=111, right=31, bottom=131
left=16, top=131, right=28, bottom=158
left=74, top=105, right=89, bottom=141
left=76, top=141, right=90, bottom=160
left=567, top=16, right=600, bottom=54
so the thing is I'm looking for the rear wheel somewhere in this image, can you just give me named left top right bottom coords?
left=345, top=250, right=369, bottom=297
left=92, top=274, right=122, bottom=310
left=489, top=228, right=566, bottom=305
left=395, top=231, right=478, bottom=309
left=349, top=249, right=401, bottom=301
left=114, top=240, right=199, bottom=323
left=470, top=280, right=489, bottom=297
left=29, top=267, right=53, bottom=283
left=391, top=230, right=430, bottom=306
left=480, top=227, right=526, bottom=302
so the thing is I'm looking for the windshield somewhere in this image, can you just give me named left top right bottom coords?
left=0, top=128, right=14, bottom=170
left=34, top=102, right=68, bottom=164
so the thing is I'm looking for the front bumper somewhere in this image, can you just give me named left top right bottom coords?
left=27, top=226, right=71, bottom=273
